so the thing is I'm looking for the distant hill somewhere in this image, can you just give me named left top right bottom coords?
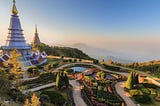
left=71, top=43, right=134, bottom=63
left=118, top=60, right=160, bottom=78
left=34, top=43, right=93, bottom=60
left=103, top=56, right=134, bottom=64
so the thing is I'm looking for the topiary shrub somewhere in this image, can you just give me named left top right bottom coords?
left=62, top=59, right=68, bottom=62
left=129, top=89, right=142, bottom=96
left=26, top=66, right=39, bottom=76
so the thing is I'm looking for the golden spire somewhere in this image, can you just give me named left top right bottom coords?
left=12, top=0, right=18, bottom=15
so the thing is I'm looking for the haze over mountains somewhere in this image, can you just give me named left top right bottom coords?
left=69, top=43, right=160, bottom=63
left=71, top=43, right=135, bottom=63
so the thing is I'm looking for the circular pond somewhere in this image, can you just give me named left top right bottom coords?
left=71, top=67, right=87, bottom=72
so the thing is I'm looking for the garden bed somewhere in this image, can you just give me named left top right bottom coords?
left=80, top=72, right=125, bottom=106
left=19, top=72, right=56, bottom=90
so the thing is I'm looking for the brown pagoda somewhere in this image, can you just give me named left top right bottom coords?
left=31, top=25, right=41, bottom=46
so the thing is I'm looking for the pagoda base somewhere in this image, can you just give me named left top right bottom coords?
left=1, top=46, right=32, bottom=56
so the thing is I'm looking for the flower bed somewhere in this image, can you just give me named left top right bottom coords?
left=81, top=73, right=125, bottom=106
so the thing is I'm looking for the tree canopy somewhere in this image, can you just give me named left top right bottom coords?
left=56, top=71, right=69, bottom=89
left=126, top=71, right=139, bottom=89
left=7, top=49, right=23, bottom=79
left=33, top=43, right=92, bottom=60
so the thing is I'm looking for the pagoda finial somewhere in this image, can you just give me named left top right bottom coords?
left=12, top=0, right=18, bottom=15
left=35, top=24, right=38, bottom=33
left=13, top=0, right=15, bottom=3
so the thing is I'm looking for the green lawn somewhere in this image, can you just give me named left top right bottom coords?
left=47, top=58, right=58, bottom=64
left=104, top=63, right=154, bottom=77
left=139, top=94, right=160, bottom=106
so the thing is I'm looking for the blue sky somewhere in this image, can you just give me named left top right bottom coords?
left=0, top=0, right=160, bottom=61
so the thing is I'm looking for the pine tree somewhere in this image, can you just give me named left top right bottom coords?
left=31, top=93, right=40, bottom=106
left=56, top=73, right=60, bottom=89
left=132, top=72, right=136, bottom=84
left=7, top=49, right=23, bottom=79
left=56, top=71, right=69, bottom=89
left=126, top=71, right=134, bottom=89
left=135, top=73, right=139, bottom=84
left=64, top=73, right=69, bottom=87
left=56, top=72, right=63, bottom=89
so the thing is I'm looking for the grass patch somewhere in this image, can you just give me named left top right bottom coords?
left=47, top=58, right=58, bottom=64
left=139, top=94, right=160, bottom=106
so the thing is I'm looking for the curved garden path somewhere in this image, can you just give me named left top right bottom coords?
left=115, top=81, right=136, bottom=106
left=52, top=63, right=129, bottom=77
left=70, top=80, right=87, bottom=106
left=22, top=82, right=55, bottom=94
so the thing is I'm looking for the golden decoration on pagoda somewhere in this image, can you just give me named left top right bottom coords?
left=12, top=0, right=18, bottom=15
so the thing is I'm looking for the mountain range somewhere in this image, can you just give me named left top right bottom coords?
left=71, top=43, right=134, bottom=63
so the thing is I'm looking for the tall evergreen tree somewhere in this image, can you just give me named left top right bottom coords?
left=126, top=72, right=134, bottom=89
left=64, top=73, right=69, bottom=87
left=56, top=71, right=69, bottom=89
left=56, top=73, right=62, bottom=89
left=134, top=73, right=139, bottom=84
left=7, top=49, right=23, bottom=79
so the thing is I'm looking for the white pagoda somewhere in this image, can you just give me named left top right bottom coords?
left=1, top=0, right=32, bottom=56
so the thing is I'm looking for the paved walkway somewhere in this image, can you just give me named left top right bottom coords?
left=115, top=81, right=136, bottom=106
left=22, top=82, right=55, bottom=93
left=70, top=80, right=87, bottom=106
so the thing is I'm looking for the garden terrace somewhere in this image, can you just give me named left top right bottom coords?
left=19, top=72, right=56, bottom=90
left=81, top=73, right=124, bottom=106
